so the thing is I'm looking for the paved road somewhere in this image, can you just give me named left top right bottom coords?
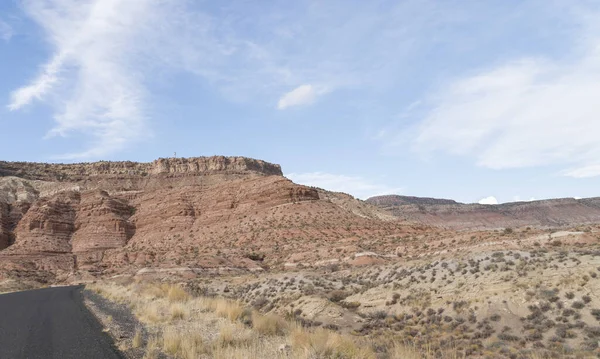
left=0, top=286, right=123, bottom=359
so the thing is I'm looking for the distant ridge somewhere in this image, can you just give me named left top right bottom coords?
left=366, top=195, right=458, bottom=206
left=367, top=194, right=600, bottom=229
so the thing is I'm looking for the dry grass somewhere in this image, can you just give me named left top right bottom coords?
left=216, top=325, right=254, bottom=348
left=170, top=303, right=187, bottom=320
left=143, top=335, right=160, bottom=359
left=213, top=299, right=244, bottom=321
left=136, top=300, right=163, bottom=323
left=252, top=313, right=288, bottom=336
left=88, top=281, right=438, bottom=359
left=290, top=325, right=376, bottom=359
left=162, top=327, right=208, bottom=359
left=168, top=285, right=190, bottom=302
left=132, top=328, right=143, bottom=348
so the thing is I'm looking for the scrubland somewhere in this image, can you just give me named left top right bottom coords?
left=88, top=249, right=600, bottom=358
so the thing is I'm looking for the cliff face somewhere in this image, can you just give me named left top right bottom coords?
left=367, top=195, right=600, bottom=229
left=0, top=156, right=416, bottom=282
left=0, top=156, right=283, bottom=182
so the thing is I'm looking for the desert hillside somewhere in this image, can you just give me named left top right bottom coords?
left=0, top=157, right=420, bottom=283
left=368, top=194, right=600, bottom=230
left=3, top=157, right=600, bottom=358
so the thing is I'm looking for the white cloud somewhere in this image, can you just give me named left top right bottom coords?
left=277, top=84, right=317, bottom=110
left=0, top=19, right=13, bottom=42
left=512, top=196, right=537, bottom=202
left=478, top=196, right=498, bottom=205
left=286, top=172, right=402, bottom=200
left=411, top=17, right=600, bottom=178
left=7, top=0, right=169, bottom=158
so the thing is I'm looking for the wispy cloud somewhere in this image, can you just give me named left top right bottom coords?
left=286, top=172, right=402, bottom=200
left=409, top=10, right=600, bottom=177
left=277, top=84, right=329, bottom=110
left=0, top=19, right=13, bottom=42
left=8, top=0, right=168, bottom=159
left=11, top=1, right=434, bottom=157
left=12, top=1, right=569, bottom=160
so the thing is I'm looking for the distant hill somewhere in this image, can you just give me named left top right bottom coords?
left=367, top=194, right=600, bottom=229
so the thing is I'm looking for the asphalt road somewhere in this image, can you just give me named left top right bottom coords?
left=0, top=286, right=123, bottom=359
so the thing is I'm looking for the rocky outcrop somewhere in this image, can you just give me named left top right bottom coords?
left=0, top=202, right=10, bottom=250
left=0, top=156, right=283, bottom=182
left=7, top=191, right=79, bottom=254
left=367, top=195, right=600, bottom=229
left=71, top=190, right=135, bottom=253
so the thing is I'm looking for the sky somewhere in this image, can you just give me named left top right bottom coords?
left=1, top=0, right=599, bottom=204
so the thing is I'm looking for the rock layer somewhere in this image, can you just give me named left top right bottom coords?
left=0, top=156, right=283, bottom=182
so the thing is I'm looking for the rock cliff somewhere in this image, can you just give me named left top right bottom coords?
left=0, top=156, right=283, bottom=182
left=0, top=156, right=413, bottom=282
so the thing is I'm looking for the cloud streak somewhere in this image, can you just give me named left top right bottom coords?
left=0, top=19, right=12, bottom=41
left=8, top=0, right=465, bottom=158
left=8, top=0, right=163, bottom=158
left=277, top=84, right=330, bottom=110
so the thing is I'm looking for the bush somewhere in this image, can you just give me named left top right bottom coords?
left=328, top=290, right=349, bottom=303
left=369, top=310, right=388, bottom=320
left=340, top=301, right=361, bottom=310
left=497, top=333, right=520, bottom=341
left=245, top=252, right=265, bottom=261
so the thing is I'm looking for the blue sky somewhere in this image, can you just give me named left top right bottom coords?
left=1, top=0, right=599, bottom=203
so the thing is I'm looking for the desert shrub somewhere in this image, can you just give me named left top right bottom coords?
left=252, top=296, right=268, bottom=309
left=497, top=333, right=520, bottom=341
left=239, top=308, right=253, bottom=326
left=340, top=301, right=361, bottom=310
left=244, top=252, right=265, bottom=261
left=370, top=310, right=388, bottom=320
left=586, top=326, right=600, bottom=338
left=328, top=290, right=349, bottom=303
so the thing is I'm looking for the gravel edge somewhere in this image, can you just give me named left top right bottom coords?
left=82, top=288, right=149, bottom=359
